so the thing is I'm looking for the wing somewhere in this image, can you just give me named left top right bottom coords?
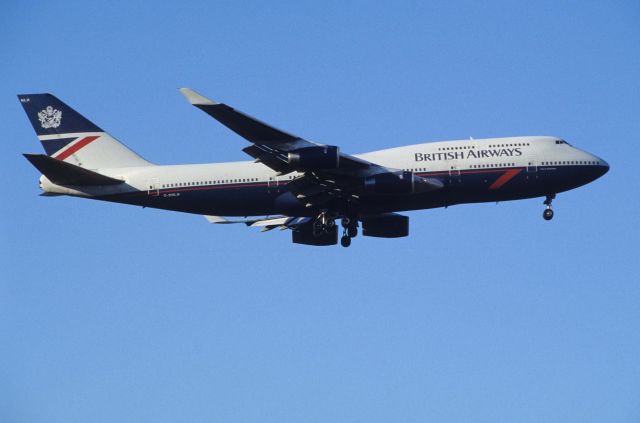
left=181, top=88, right=442, bottom=208
left=179, top=88, right=374, bottom=173
left=204, top=215, right=311, bottom=232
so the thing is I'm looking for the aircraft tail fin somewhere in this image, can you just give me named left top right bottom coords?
left=23, top=154, right=125, bottom=186
left=18, top=93, right=151, bottom=169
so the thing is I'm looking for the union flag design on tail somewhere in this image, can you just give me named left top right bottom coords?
left=18, top=93, right=150, bottom=169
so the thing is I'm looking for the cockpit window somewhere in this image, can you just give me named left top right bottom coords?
left=555, top=139, right=572, bottom=146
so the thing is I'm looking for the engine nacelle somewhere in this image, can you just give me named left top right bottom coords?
left=292, top=221, right=338, bottom=246
left=361, top=214, right=409, bottom=238
left=288, top=146, right=340, bottom=169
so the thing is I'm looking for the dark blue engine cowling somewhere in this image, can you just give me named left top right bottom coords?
left=292, top=222, right=338, bottom=246
left=288, top=146, right=340, bottom=169
left=361, top=214, right=409, bottom=238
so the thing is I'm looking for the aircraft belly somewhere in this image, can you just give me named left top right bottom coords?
left=359, top=168, right=546, bottom=214
left=158, top=185, right=278, bottom=216
left=98, top=185, right=281, bottom=216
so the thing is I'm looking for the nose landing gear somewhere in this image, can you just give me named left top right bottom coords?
left=543, top=194, right=555, bottom=221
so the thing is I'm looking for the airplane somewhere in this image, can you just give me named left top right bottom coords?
left=19, top=89, right=609, bottom=247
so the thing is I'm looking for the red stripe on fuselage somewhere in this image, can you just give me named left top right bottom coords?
left=489, top=168, right=522, bottom=189
left=54, top=136, right=100, bottom=160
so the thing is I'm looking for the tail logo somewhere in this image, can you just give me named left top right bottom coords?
left=38, top=106, right=62, bottom=129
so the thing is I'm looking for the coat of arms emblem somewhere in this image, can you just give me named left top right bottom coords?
left=38, top=106, right=62, bottom=129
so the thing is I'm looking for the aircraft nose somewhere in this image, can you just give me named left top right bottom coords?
left=599, top=157, right=609, bottom=171
left=593, top=156, right=609, bottom=179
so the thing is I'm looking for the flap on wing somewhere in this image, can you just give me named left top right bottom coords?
left=180, top=88, right=301, bottom=145
left=203, top=215, right=233, bottom=224
left=204, top=215, right=311, bottom=230
left=247, top=217, right=291, bottom=227
left=242, top=145, right=290, bottom=172
left=203, top=215, right=258, bottom=224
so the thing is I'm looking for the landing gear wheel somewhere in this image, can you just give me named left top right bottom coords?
left=340, top=235, right=351, bottom=248
left=341, top=216, right=358, bottom=238
left=542, top=194, right=556, bottom=221
left=313, top=211, right=336, bottom=237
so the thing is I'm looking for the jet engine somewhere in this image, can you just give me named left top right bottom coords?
left=288, top=145, right=340, bottom=169
left=361, top=214, right=409, bottom=238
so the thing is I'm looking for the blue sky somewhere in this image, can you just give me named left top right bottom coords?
left=2, top=1, right=639, bottom=422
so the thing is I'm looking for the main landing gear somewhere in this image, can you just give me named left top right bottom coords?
left=340, top=217, right=358, bottom=248
left=311, top=212, right=359, bottom=247
left=312, top=211, right=335, bottom=237
left=543, top=194, right=556, bottom=221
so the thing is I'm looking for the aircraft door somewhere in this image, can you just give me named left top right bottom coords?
left=267, top=176, right=279, bottom=194
left=526, top=160, right=539, bottom=183
left=147, top=178, right=159, bottom=196
left=449, top=164, right=461, bottom=184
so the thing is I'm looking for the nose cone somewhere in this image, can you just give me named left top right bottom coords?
left=595, top=157, right=609, bottom=179
left=574, top=151, right=609, bottom=189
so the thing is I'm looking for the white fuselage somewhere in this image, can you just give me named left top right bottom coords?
left=41, top=136, right=606, bottom=199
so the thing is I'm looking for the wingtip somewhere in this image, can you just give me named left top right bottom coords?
left=179, top=88, right=218, bottom=106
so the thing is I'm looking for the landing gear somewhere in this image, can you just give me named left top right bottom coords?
left=313, top=211, right=336, bottom=238
left=312, top=213, right=358, bottom=247
left=543, top=194, right=555, bottom=221
left=340, top=217, right=358, bottom=247
left=341, top=217, right=358, bottom=238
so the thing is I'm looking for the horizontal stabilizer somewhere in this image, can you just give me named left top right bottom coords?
left=23, top=154, right=124, bottom=186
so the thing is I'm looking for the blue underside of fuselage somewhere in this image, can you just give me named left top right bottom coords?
left=96, top=164, right=608, bottom=217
